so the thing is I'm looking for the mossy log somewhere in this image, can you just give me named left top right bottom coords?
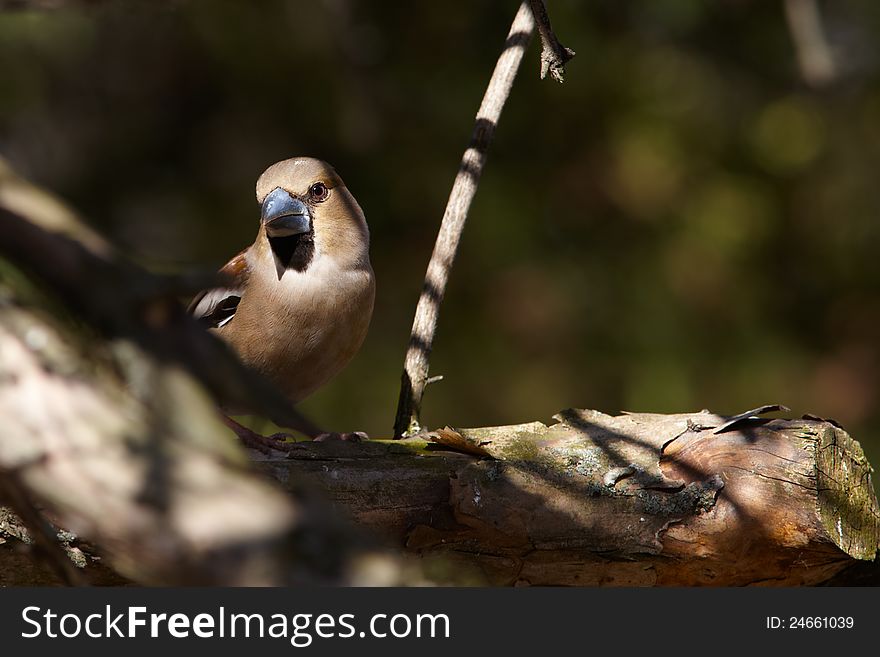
left=256, top=409, right=880, bottom=586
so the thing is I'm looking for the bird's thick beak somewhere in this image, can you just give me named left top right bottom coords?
left=261, top=187, right=311, bottom=238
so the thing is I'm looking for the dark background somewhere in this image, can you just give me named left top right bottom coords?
left=2, top=0, right=879, bottom=467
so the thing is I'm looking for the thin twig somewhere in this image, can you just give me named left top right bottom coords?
left=783, top=0, right=836, bottom=87
left=392, top=3, right=536, bottom=437
left=529, top=0, right=575, bottom=82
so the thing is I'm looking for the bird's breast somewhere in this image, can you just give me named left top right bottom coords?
left=216, top=261, right=375, bottom=404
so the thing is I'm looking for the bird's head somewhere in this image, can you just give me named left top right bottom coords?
left=255, top=157, right=369, bottom=276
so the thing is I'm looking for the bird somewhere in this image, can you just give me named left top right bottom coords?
left=188, top=157, right=375, bottom=447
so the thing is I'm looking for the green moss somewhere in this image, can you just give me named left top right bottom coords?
left=371, top=438, right=434, bottom=455
left=497, top=433, right=543, bottom=462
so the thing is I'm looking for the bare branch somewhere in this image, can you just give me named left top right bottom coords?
left=392, top=3, right=536, bottom=437
left=529, top=0, right=575, bottom=82
left=783, top=0, right=836, bottom=87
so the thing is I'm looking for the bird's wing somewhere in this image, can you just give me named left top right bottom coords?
left=188, top=248, right=250, bottom=329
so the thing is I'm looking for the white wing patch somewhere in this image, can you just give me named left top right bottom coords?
left=189, top=287, right=243, bottom=329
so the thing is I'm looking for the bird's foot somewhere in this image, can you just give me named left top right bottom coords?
left=240, top=430, right=297, bottom=454
left=312, top=431, right=368, bottom=443
left=221, top=415, right=296, bottom=454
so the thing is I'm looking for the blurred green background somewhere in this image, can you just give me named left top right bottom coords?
left=1, top=0, right=879, bottom=466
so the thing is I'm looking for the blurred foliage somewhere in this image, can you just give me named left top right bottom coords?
left=1, top=0, right=880, bottom=466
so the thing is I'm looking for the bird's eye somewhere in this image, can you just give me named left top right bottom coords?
left=309, top=182, right=329, bottom=202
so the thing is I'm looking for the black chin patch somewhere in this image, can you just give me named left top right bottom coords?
left=269, top=232, right=314, bottom=274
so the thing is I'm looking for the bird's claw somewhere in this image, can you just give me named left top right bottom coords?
left=220, top=415, right=296, bottom=454
left=238, top=430, right=296, bottom=454
left=312, top=431, right=368, bottom=443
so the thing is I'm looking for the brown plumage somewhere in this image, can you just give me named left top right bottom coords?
left=190, top=157, right=375, bottom=408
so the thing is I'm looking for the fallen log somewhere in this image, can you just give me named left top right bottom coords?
left=255, top=409, right=880, bottom=586
left=3, top=407, right=878, bottom=586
